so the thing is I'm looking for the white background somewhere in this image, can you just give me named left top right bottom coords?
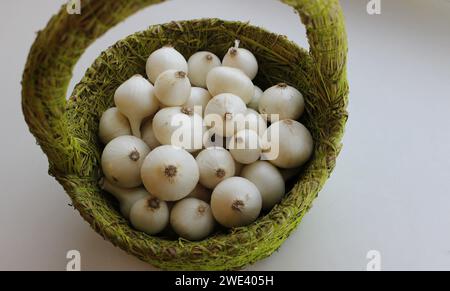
left=1, top=0, right=450, bottom=271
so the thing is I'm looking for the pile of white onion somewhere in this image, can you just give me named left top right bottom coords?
left=98, top=42, right=314, bottom=241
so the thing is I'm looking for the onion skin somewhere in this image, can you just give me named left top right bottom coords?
left=196, top=147, right=236, bottom=189
left=259, top=83, right=305, bottom=122
left=211, top=177, right=262, bottom=228
left=204, top=93, right=247, bottom=137
left=146, top=46, right=188, bottom=84
left=206, top=67, right=254, bottom=104
left=263, top=120, right=314, bottom=169
left=170, top=198, right=215, bottom=241
left=141, top=119, right=161, bottom=150
left=183, top=87, right=212, bottom=116
left=99, top=178, right=150, bottom=220
left=114, top=75, right=159, bottom=138
left=101, top=135, right=150, bottom=188
left=130, top=196, right=169, bottom=235
left=152, top=107, right=204, bottom=152
left=188, top=51, right=221, bottom=88
left=241, top=161, right=285, bottom=210
left=154, top=70, right=191, bottom=107
left=247, top=86, right=263, bottom=111
left=186, top=184, right=212, bottom=203
left=99, top=107, right=131, bottom=144
left=141, top=145, right=200, bottom=201
left=229, top=129, right=262, bottom=165
left=223, top=46, right=259, bottom=80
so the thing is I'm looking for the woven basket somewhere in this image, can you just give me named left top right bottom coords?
left=22, top=0, right=348, bottom=270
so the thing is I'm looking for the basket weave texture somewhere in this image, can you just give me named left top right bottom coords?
left=22, top=0, right=348, bottom=270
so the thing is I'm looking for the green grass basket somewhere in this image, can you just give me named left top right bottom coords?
left=22, top=0, right=348, bottom=270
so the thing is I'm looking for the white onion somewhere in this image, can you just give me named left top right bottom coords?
left=236, top=108, right=267, bottom=137
left=154, top=70, right=191, bottom=106
left=204, top=93, right=247, bottom=137
left=211, top=177, right=262, bottom=228
left=186, top=184, right=211, bottom=203
left=146, top=46, right=188, bottom=84
left=99, top=178, right=150, bottom=220
left=141, top=119, right=161, bottom=150
left=229, top=129, right=262, bottom=165
left=99, top=107, right=131, bottom=144
left=170, top=198, right=215, bottom=241
left=183, top=87, right=212, bottom=116
left=101, top=136, right=150, bottom=188
left=152, top=106, right=204, bottom=152
left=206, top=66, right=254, bottom=104
left=222, top=40, right=258, bottom=80
left=241, top=161, right=285, bottom=209
left=247, top=86, right=263, bottom=111
left=196, top=147, right=235, bottom=189
left=129, top=196, right=169, bottom=235
left=141, top=145, right=199, bottom=201
left=114, top=75, right=159, bottom=138
left=259, top=83, right=305, bottom=122
left=203, top=130, right=228, bottom=149
left=262, top=119, right=314, bottom=169
left=188, top=51, right=221, bottom=88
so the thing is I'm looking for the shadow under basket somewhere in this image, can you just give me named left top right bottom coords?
left=22, top=0, right=349, bottom=270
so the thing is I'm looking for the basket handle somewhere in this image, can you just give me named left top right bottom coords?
left=22, top=0, right=347, bottom=175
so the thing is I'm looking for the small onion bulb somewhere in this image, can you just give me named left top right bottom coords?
left=206, top=66, right=254, bottom=104
left=247, top=86, right=263, bottom=111
left=259, top=83, right=305, bottom=122
left=152, top=106, right=204, bottom=152
left=141, top=119, right=161, bottom=150
left=114, top=74, right=159, bottom=138
left=186, top=184, right=212, bottom=203
left=196, top=147, right=235, bottom=189
left=101, top=136, right=150, bottom=188
left=222, top=40, right=259, bottom=80
left=211, top=177, right=262, bottom=228
left=229, top=129, right=262, bottom=165
left=170, top=198, right=215, bottom=241
left=241, top=161, right=285, bottom=210
left=141, top=145, right=200, bottom=201
left=204, top=93, right=247, bottom=137
left=98, top=107, right=131, bottom=144
left=236, top=108, right=267, bottom=137
left=188, top=51, right=221, bottom=88
left=262, top=120, right=314, bottom=169
left=99, top=178, right=150, bottom=220
left=203, top=130, right=228, bottom=149
left=183, top=87, right=212, bottom=116
left=130, top=196, right=169, bottom=235
left=146, top=46, right=188, bottom=84
left=154, top=70, right=191, bottom=106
